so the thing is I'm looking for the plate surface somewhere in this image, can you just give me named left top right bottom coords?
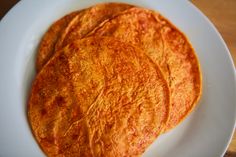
left=0, top=0, right=235, bottom=157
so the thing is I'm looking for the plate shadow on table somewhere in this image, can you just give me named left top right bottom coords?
left=224, top=151, right=236, bottom=157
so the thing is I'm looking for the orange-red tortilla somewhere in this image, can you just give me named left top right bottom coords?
left=28, top=36, right=170, bottom=156
left=88, top=7, right=202, bottom=131
left=36, top=3, right=132, bottom=72
left=36, top=11, right=80, bottom=72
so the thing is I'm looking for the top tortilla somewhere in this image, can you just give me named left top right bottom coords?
left=36, top=3, right=132, bottom=72
left=88, top=7, right=202, bottom=131
left=28, top=36, right=170, bottom=156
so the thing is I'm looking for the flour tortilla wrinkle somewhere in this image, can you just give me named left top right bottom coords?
left=28, top=36, right=170, bottom=156
left=36, top=3, right=132, bottom=72
left=88, top=7, right=202, bottom=131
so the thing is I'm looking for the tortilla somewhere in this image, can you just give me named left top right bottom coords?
left=55, top=3, right=133, bottom=51
left=88, top=7, right=202, bottom=131
left=28, top=36, right=170, bottom=156
left=36, top=11, right=80, bottom=72
left=36, top=3, right=132, bottom=72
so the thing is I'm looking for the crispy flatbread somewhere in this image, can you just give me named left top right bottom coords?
left=36, top=3, right=132, bottom=72
left=28, top=36, right=170, bottom=156
left=88, top=7, right=202, bottom=131
left=36, top=11, right=80, bottom=71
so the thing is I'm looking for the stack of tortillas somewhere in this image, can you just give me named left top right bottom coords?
left=28, top=3, right=202, bottom=157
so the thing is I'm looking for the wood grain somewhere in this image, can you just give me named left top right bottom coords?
left=191, top=0, right=236, bottom=156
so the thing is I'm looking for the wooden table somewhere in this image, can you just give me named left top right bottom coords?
left=1, top=0, right=236, bottom=156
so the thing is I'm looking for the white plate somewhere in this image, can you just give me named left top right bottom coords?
left=0, top=0, right=235, bottom=157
